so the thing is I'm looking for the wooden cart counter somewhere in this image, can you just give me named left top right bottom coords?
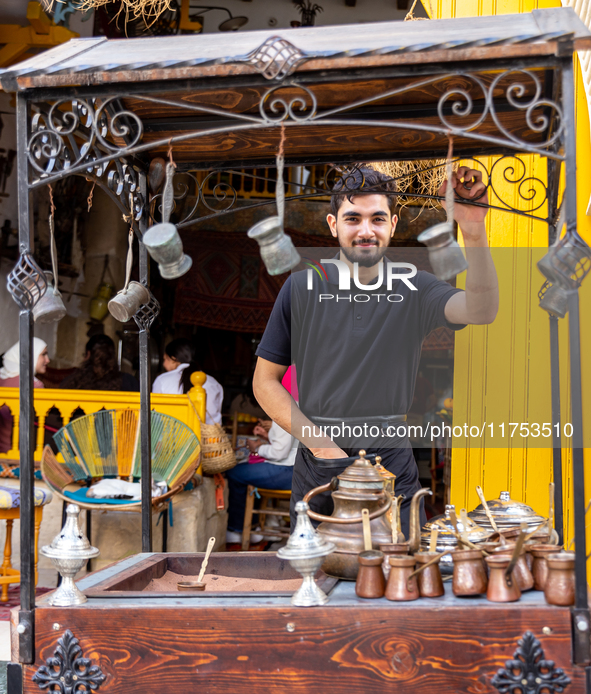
left=13, top=552, right=586, bottom=693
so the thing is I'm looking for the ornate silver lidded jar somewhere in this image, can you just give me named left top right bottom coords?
left=277, top=500, right=335, bottom=607
left=467, top=491, right=547, bottom=532
left=41, top=504, right=100, bottom=606
left=421, top=504, right=491, bottom=574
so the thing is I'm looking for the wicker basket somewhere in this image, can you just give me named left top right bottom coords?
left=200, top=420, right=237, bottom=475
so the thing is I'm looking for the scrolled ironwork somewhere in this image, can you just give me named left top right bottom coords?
left=199, top=171, right=238, bottom=213
left=491, top=631, right=570, bottom=694
left=487, top=69, right=563, bottom=149
left=27, top=97, right=144, bottom=179
left=94, top=97, right=144, bottom=153
left=436, top=74, right=489, bottom=134
left=259, top=83, right=318, bottom=123
left=32, top=628, right=106, bottom=693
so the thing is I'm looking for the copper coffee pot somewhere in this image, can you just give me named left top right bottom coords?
left=544, top=552, right=575, bottom=606
left=485, top=555, right=521, bottom=603
left=385, top=555, right=419, bottom=601
left=411, top=551, right=445, bottom=598
left=529, top=544, right=563, bottom=591
left=304, top=451, right=392, bottom=580
left=452, top=549, right=488, bottom=596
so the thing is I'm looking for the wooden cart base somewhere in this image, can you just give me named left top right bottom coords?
left=11, top=553, right=588, bottom=693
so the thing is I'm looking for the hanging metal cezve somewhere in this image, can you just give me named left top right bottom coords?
left=108, top=226, right=151, bottom=322
left=143, top=157, right=193, bottom=279
left=417, top=137, right=469, bottom=281
left=32, top=194, right=67, bottom=324
left=247, top=127, right=301, bottom=276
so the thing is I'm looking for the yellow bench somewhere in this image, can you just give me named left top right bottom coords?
left=0, top=372, right=207, bottom=477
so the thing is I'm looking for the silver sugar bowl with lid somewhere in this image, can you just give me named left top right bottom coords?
left=41, top=504, right=100, bottom=606
left=468, top=491, right=547, bottom=534
left=277, top=500, right=335, bottom=606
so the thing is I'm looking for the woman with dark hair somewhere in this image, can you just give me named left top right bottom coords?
left=152, top=338, right=223, bottom=425
left=60, top=335, right=139, bottom=392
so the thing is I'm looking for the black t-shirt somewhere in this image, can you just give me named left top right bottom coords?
left=256, top=257, right=465, bottom=419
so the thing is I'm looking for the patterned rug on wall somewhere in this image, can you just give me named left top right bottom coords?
left=174, top=229, right=336, bottom=333
left=174, top=229, right=453, bottom=348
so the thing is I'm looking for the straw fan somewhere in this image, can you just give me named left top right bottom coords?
left=41, top=409, right=201, bottom=511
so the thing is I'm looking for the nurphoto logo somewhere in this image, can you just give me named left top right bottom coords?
left=304, top=258, right=418, bottom=303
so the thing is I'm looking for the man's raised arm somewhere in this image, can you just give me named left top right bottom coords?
left=442, top=167, right=499, bottom=326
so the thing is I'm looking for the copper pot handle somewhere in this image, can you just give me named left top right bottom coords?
left=303, top=479, right=392, bottom=525
left=505, top=527, right=526, bottom=588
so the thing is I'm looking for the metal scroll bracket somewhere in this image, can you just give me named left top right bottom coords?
left=491, top=631, right=571, bottom=693
left=17, top=608, right=34, bottom=664
left=572, top=607, right=591, bottom=667
left=32, top=628, right=107, bottom=692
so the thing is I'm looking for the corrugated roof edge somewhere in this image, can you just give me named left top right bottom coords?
left=1, top=8, right=590, bottom=93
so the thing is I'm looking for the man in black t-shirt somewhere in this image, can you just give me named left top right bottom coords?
left=253, top=166, right=499, bottom=536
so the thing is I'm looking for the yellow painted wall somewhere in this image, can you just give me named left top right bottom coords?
left=423, top=0, right=591, bottom=557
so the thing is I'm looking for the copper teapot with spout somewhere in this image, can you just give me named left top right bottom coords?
left=303, top=450, right=392, bottom=580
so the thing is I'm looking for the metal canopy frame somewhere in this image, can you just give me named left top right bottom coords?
left=3, top=14, right=589, bottom=671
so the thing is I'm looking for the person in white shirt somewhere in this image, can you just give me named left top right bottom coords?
left=152, top=338, right=223, bottom=426
left=225, top=419, right=295, bottom=544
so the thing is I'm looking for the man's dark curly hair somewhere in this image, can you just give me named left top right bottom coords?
left=330, top=166, right=398, bottom=218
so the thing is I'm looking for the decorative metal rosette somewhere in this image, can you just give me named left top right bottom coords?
left=246, top=36, right=307, bottom=80
left=7, top=250, right=48, bottom=311
left=32, top=628, right=106, bottom=693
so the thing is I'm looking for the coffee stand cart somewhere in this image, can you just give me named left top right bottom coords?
left=2, top=8, right=591, bottom=693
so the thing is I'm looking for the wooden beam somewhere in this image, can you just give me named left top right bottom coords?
left=26, top=1, right=52, bottom=35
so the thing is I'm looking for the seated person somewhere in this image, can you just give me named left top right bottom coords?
left=225, top=419, right=295, bottom=545
left=0, top=338, right=50, bottom=454
left=60, top=335, right=139, bottom=391
left=152, top=338, right=223, bottom=426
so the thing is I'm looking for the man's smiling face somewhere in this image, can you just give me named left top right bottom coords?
left=327, top=194, right=398, bottom=267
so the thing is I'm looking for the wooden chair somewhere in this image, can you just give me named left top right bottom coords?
left=0, top=485, right=52, bottom=602
left=242, top=487, right=291, bottom=550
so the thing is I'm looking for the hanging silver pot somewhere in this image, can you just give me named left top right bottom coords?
left=32, top=271, right=67, bottom=324
left=108, top=281, right=150, bottom=322
left=417, top=222, right=468, bottom=281
left=142, top=222, right=193, bottom=280
left=247, top=216, right=301, bottom=276
left=539, top=282, right=569, bottom=319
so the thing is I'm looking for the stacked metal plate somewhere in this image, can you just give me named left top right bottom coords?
left=467, top=490, right=547, bottom=532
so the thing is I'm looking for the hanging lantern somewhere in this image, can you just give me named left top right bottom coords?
left=32, top=271, right=67, bottom=324
left=537, top=234, right=591, bottom=289
left=247, top=216, right=301, bottom=276
left=417, top=222, right=468, bottom=281
left=142, top=223, right=193, bottom=279
left=539, top=282, right=569, bottom=319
